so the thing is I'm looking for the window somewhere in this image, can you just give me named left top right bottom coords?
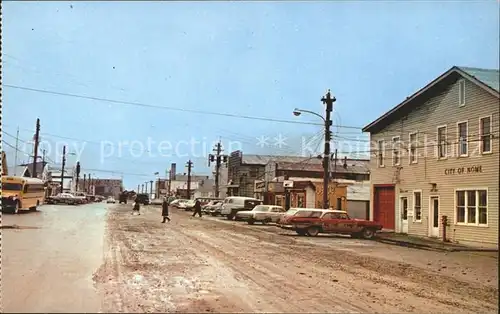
left=409, top=133, right=417, bottom=163
left=377, top=140, right=385, bottom=167
left=392, top=136, right=400, bottom=166
left=275, top=197, right=282, bottom=206
left=401, top=197, right=408, bottom=220
left=413, top=191, right=422, bottom=221
left=332, top=212, right=349, bottom=219
left=480, top=117, right=492, bottom=153
left=2, top=183, right=23, bottom=191
left=437, top=126, right=447, bottom=158
left=456, top=189, right=488, bottom=225
left=297, top=195, right=305, bottom=208
left=336, top=197, right=342, bottom=210
left=458, top=80, right=465, bottom=106
left=457, top=122, right=468, bottom=156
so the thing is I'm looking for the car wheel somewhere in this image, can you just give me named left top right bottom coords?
left=306, top=226, right=320, bottom=237
left=361, top=228, right=375, bottom=240
left=247, top=219, right=255, bottom=225
left=296, top=230, right=306, bottom=236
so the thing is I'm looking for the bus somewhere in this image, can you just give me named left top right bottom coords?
left=2, top=176, right=46, bottom=214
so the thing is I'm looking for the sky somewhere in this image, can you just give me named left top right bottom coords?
left=3, top=0, right=499, bottom=190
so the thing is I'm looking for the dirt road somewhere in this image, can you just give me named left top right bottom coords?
left=94, top=205, right=498, bottom=313
left=1, top=203, right=108, bottom=313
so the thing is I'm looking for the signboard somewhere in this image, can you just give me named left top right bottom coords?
left=444, top=165, right=482, bottom=175
left=283, top=180, right=294, bottom=188
left=254, top=180, right=266, bottom=192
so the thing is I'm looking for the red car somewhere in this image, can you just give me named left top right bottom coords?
left=277, top=208, right=383, bottom=239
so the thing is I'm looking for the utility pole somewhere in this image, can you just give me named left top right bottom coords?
left=60, top=146, right=66, bottom=193
left=137, top=184, right=140, bottom=193
left=14, top=127, right=20, bottom=175
left=149, top=180, right=153, bottom=198
left=208, top=141, right=227, bottom=198
left=89, top=173, right=92, bottom=194
left=321, top=90, right=335, bottom=209
left=76, top=162, right=81, bottom=191
left=186, top=160, right=193, bottom=199
left=84, top=174, right=87, bottom=193
left=42, top=149, right=46, bottom=170
left=32, top=118, right=41, bottom=178
left=168, top=168, right=172, bottom=196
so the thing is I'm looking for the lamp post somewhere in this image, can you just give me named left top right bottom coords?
left=293, top=90, right=336, bottom=209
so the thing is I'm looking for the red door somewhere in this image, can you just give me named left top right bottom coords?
left=373, top=186, right=395, bottom=230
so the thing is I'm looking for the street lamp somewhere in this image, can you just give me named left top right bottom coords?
left=293, top=90, right=336, bottom=209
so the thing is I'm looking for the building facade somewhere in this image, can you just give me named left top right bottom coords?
left=363, top=66, right=499, bottom=247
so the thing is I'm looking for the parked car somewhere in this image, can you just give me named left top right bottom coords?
left=73, top=192, right=89, bottom=204
left=51, top=193, right=81, bottom=205
left=177, top=199, right=190, bottom=210
left=107, top=197, right=116, bottom=204
left=119, top=192, right=128, bottom=204
left=235, top=205, right=286, bottom=224
left=220, top=196, right=263, bottom=220
left=277, top=208, right=383, bottom=239
left=183, top=199, right=196, bottom=211
left=202, top=200, right=221, bottom=214
left=135, top=193, right=150, bottom=205
left=169, top=199, right=180, bottom=207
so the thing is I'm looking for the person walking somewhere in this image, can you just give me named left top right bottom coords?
left=161, top=197, right=171, bottom=223
left=192, top=199, right=202, bottom=217
left=132, top=200, right=141, bottom=215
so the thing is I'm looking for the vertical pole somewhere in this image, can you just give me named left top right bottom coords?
left=84, top=174, right=87, bottom=193
left=137, top=184, right=140, bottom=193
left=32, top=119, right=41, bottom=178
left=157, top=177, right=160, bottom=198
left=186, top=160, right=193, bottom=199
left=321, top=90, right=335, bottom=209
left=76, top=162, right=81, bottom=192
left=89, top=174, right=92, bottom=194
left=150, top=180, right=153, bottom=198
left=14, top=127, right=20, bottom=175
left=60, top=146, right=66, bottom=193
left=215, top=142, right=222, bottom=198
left=168, top=168, right=172, bottom=196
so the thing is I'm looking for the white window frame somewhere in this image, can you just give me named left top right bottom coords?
left=456, top=120, right=468, bottom=157
left=458, top=79, right=466, bottom=107
left=377, top=139, right=385, bottom=168
left=392, top=136, right=401, bottom=166
left=436, top=125, right=448, bottom=160
left=454, top=188, right=488, bottom=227
left=412, top=190, right=422, bottom=222
left=479, top=115, right=493, bottom=154
left=408, top=132, right=418, bottom=164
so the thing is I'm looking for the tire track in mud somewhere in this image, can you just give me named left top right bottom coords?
left=174, top=227, right=374, bottom=313
left=212, top=226, right=498, bottom=313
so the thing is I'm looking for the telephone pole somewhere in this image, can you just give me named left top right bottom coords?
left=32, top=119, right=41, bottom=178
left=60, top=146, right=66, bottom=193
left=149, top=180, right=153, bottom=198
left=208, top=141, right=228, bottom=198
left=84, top=174, right=87, bottom=193
left=88, top=173, right=92, bottom=194
left=168, top=168, right=172, bottom=196
left=321, top=90, right=335, bottom=209
left=137, top=184, right=140, bottom=193
left=186, top=160, right=193, bottom=199
left=75, top=162, right=81, bottom=191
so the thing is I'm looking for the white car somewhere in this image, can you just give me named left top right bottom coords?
left=235, top=205, right=286, bottom=224
left=220, top=196, right=263, bottom=220
left=106, top=197, right=116, bottom=204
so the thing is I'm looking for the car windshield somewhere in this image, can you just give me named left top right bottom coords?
left=285, top=209, right=298, bottom=215
left=294, top=210, right=323, bottom=218
left=2, top=183, right=23, bottom=191
left=253, top=205, right=270, bottom=212
left=244, top=200, right=263, bottom=208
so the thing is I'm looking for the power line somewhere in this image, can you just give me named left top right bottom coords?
left=5, top=84, right=330, bottom=127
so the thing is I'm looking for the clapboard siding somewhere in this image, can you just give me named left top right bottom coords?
left=369, top=76, right=499, bottom=246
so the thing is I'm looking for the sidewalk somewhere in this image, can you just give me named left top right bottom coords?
left=375, top=232, right=498, bottom=252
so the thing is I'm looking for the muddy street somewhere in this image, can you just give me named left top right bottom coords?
left=1, top=203, right=108, bottom=313
left=93, top=204, right=498, bottom=313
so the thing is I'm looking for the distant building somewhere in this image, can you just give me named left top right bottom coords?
left=42, top=164, right=74, bottom=195
left=78, top=178, right=123, bottom=199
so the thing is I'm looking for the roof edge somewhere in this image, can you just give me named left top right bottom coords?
left=362, top=66, right=499, bottom=133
